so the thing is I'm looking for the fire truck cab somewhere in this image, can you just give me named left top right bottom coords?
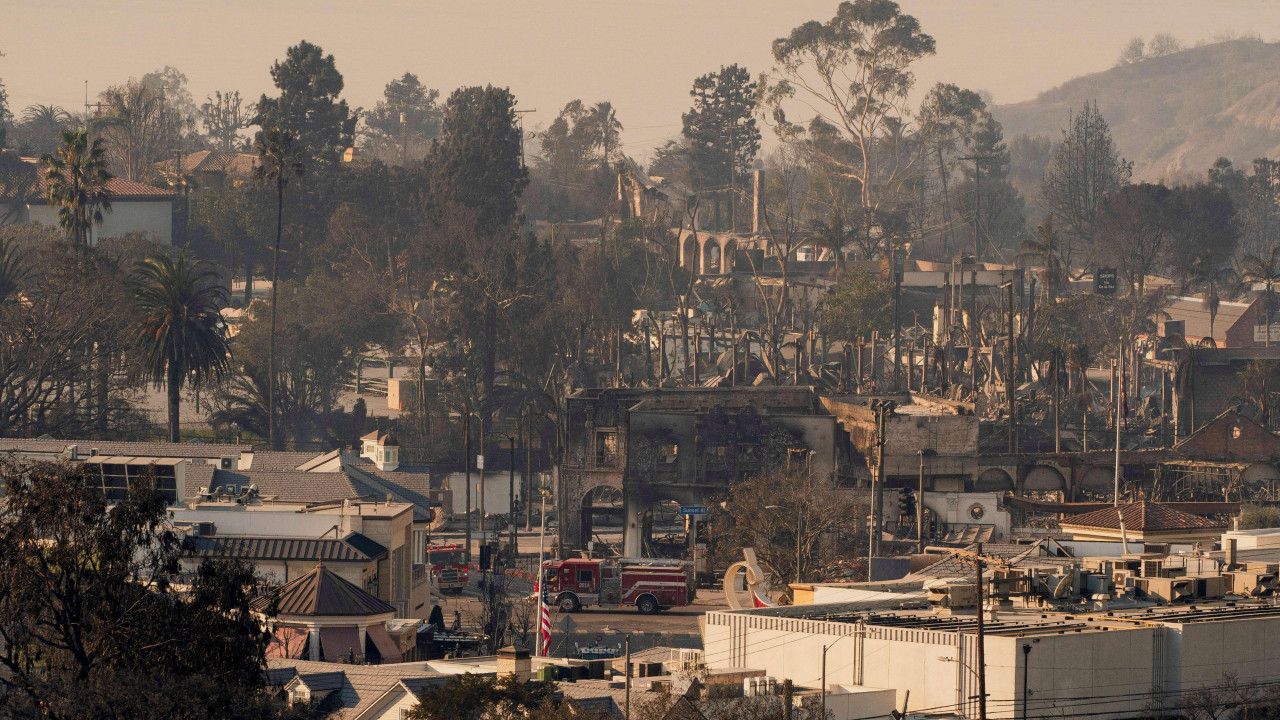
left=543, top=558, right=691, bottom=614
left=427, top=544, right=469, bottom=595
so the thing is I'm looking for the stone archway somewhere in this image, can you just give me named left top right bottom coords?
left=722, top=239, right=737, bottom=274
left=1023, top=466, right=1066, bottom=498
left=703, top=237, right=722, bottom=275
left=682, top=236, right=700, bottom=274
left=1077, top=466, right=1114, bottom=500
left=975, top=468, right=1014, bottom=492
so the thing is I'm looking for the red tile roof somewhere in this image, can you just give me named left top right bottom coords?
left=0, top=158, right=176, bottom=201
left=1058, top=501, right=1227, bottom=532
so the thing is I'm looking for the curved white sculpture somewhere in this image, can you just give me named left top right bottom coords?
left=723, top=547, right=778, bottom=609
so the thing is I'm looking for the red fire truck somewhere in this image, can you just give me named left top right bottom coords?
left=542, top=558, right=692, bottom=614
left=427, top=544, right=469, bottom=595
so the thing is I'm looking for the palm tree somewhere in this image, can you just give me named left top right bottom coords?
left=810, top=208, right=852, bottom=271
left=130, top=251, right=231, bottom=443
left=254, top=127, right=304, bottom=450
left=1016, top=219, right=1067, bottom=302
left=1068, top=343, right=1093, bottom=452
left=22, top=104, right=72, bottom=126
left=1241, top=246, right=1280, bottom=348
left=40, top=130, right=113, bottom=245
left=1180, top=260, right=1241, bottom=344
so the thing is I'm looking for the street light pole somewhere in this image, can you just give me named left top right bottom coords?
left=821, top=633, right=855, bottom=720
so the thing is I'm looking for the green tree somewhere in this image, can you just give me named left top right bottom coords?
left=363, top=72, right=442, bottom=165
left=682, top=63, right=760, bottom=230
left=253, top=40, right=356, bottom=168
left=40, top=129, right=113, bottom=245
left=254, top=126, right=305, bottom=450
left=130, top=251, right=231, bottom=443
left=818, top=265, right=892, bottom=344
left=0, top=460, right=292, bottom=719
left=429, top=85, right=528, bottom=234
left=1041, top=101, right=1132, bottom=268
left=1167, top=182, right=1239, bottom=298
left=407, top=667, right=577, bottom=720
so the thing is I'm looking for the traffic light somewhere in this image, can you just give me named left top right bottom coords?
left=479, top=544, right=492, bottom=571
left=900, top=487, right=916, bottom=518
left=885, top=489, right=902, bottom=519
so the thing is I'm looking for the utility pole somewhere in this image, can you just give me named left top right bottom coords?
left=515, top=108, right=537, bottom=170
left=974, top=542, right=988, bottom=720
left=624, top=634, right=631, bottom=720
left=464, top=413, right=473, bottom=560
left=1005, top=279, right=1016, bottom=453
left=1115, top=345, right=1123, bottom=507
left=400, top=111, right=408, bottom=167
left=893, top=245, right=904, bottom=391
left=917, top=450, right=927, bottom=553
left=960, top=154, right=998, bottom=264
left=869, top=399, right=896, bottom=572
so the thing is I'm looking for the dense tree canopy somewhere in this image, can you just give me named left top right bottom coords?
left=253, top=40, right=357, bottom=168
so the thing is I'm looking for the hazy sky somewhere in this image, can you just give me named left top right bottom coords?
left=5, top=1, right=1280, bottom=161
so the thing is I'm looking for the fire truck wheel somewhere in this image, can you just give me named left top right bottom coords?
left=557, top=593, right=581, bottom=612
left=636, top=594, right=659, bottom=615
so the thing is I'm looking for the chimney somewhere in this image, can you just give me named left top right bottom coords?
left=497, top=646, right=531, bottom=682
left=752, top=169, right=765, bottom=234
left=1228, top=537, right=1238, bottom=569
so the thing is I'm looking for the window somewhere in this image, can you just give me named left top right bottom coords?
left=659, top=443, right=679, bottom=465
left=595, top=432, right=618, bottom=467
left=577, top=569, right=594, bottom=583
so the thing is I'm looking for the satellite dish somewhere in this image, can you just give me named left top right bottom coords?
left=1053, top=575, right=1073, bottom=598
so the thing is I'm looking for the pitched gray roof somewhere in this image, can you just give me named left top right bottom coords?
left=194, top=469, right=372, bottom=504
left=249, top=451, right=328, bottom=472
left=266, top=658, right=446, bottom=719
left=251, top=564, right=395, bottom=616
left=183, top=533, right=386, bottom=563
left=0, top=437, right=248, bottom=459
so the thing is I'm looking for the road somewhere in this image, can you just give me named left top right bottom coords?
left=425, top=565, right=727, bottom=658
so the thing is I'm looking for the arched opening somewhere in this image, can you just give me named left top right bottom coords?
left=703, top=238, right=721, bottom=275
left=1024, top=466, right=1066, bottom=500
left=1242, top=463, right=1280, bottom=501
left=722, top=239, right=737, bottom=274
left=682, top=236, right=699, bottom=273
left=580, top=484, right=623, bottom=551
left=975, top=468, right=1014, bottom=493
left=1078, top=466, right=1114, bottom=500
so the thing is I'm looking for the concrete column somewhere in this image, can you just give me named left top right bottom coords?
left=623, top=498, right=645, bottom=558
left=308, top=626, right=321, bottom=661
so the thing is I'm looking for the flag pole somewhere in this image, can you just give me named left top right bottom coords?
left=536, top=485, right=549, bottom=656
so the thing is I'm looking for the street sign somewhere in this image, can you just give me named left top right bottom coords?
left=476, top=455, right=485, bottom=470
left=680, top=506, right=707, bottom=516
left=1094, top=268, right=1118, bottom=295
left=557, top=615, right=577, bottom=634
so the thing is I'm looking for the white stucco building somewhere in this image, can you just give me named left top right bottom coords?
left=704, top=599, right=1280, bottom=719
left=0, top=158, right=176, bottom=244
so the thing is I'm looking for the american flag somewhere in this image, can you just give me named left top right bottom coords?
left=537, top=576, right=552, bottom=656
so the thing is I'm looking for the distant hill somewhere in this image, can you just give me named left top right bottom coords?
left=993, top=39, right=1280, bottom=182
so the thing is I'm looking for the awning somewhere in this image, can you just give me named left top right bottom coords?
left=266, top=626, right=310, bottom=659
left=365, top=623, right=403, bottom=664
left=319, top=626, right=361, bottom=662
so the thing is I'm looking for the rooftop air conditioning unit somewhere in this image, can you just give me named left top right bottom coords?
left=220, top=457, right=234, bottom=470
left=1141, top=559, right=1164, bottom=578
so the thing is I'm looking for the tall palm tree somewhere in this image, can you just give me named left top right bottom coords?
left=810, top=208, right=852, bottom=271
left=254, top=127, right=304, bottom=450
left=1016, top=219, right=1067, bottom=302
left=130, top=251, right=231, bottom=443
left=40, top=129, right=113, bottom=245
left=1180, top=259, right=1241, bottom=344
left=1241, top=246, right=1280, bottom=348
